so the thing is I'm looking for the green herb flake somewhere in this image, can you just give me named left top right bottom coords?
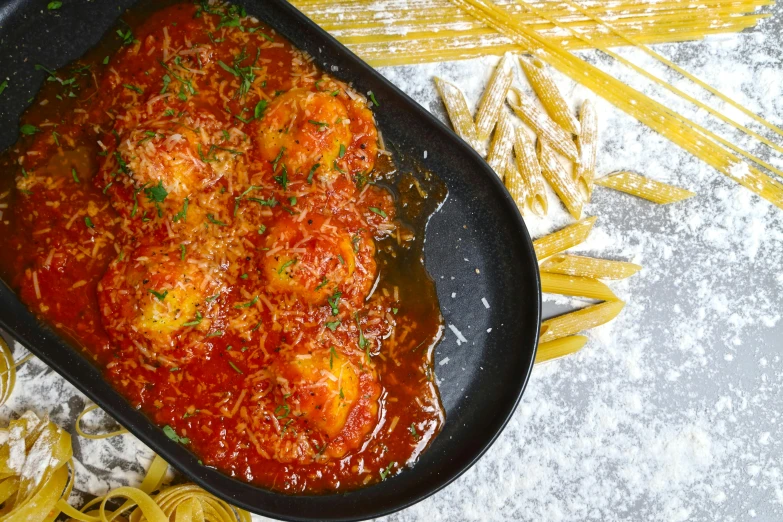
left=338, top=144, right=346, bottom=158
left=329, top=346, right=338, bottom=370
left=254, top=99, right=268, bottom=119
left=273, top=165, right=288, bottom=190
left=325, top=320, right=340, bottom=332
left=409, top=423, right=419, bottom=440
left=183, top=312, right=203, bottom=327
left=205, top=330, right=224, bottom=338
left=379, top=461, right=395, bottom=481
left=173, top=197, right=189, bottom=222
left=234, top=296, right=259, bottom=309
left=206, top=214, right=227, bottom=226
left=228, top=361, right=243, bottom=374
left=179, top=243, right=186, bottom=261
left=47, top=1, right=62, bottom=10
left=369, top=207, right=387, bottom=218
left=277, top=258, right=298, bottom=275
left=162, top=425, right=190, bottom=444
left=102, top=56, right=110, bottom=65
left=272, top=147, right=285, bottom=171
left=369, top=91, right=380, bottom=107
left=20, top=124, right=39, bottom=136
left=71, top=167, right=80, bottom=184
left=307, top=163, right=320, bottom=185
left=123, top=83, right=144, bottom=94
left=327, top=290, right=342, bottom=316
left=0, top=80, right=9, bottom=96
left=392, top=307, right=399, bottom=314
left=148, top=288, right=168, bottom=301
left=84, top=216, right=94, bottom=228
left=308, top=119, right=328, bottom=130
left=315, top=278, right=329, bottom=291
left=257, top=224, right=266, bottom=235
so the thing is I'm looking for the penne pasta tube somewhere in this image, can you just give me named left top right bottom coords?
left=475, top=55, right=514, bottom=142
left=533, top=216, right=596, bottom=260
left=486, top=110, right=514, bottom=179
left=513, top=125, right=548, bottom=217
left=595, top=170, right=696, bottom=204
left=535, top=335, right=588, bottom=364
left=540, top=272, right=618, bottom=301
left=505, top=163, right=527, bottom=214
left=539, top=254, right=642, bottom=280
left=507, top=87, right=580, bottom=161
left=575, top=99, right=598, bottom=201
left=434, top=77, right=480, bottom=150
left=537, top=139, right=583, bottom=219
left=519, top=55, right=580, bottom=135
left=540, top=300, right=625, bottom=343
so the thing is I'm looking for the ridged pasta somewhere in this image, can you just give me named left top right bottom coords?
left=475, top=55, right=514, bottom=142
left=486, top=111, right=514, bottom=179
left=532, top=216, right=597, bottom=260
left=540, top=272, right=618, bottom=301
left=519, top=56, right=580, bottom=135
left=535, top=335, right=588, bottom=364
left=539, top=254, right=642, bottom=280
left=507, top=87, right=580, bottom=161
left=595, top=170, right=696, bottom=204
left=537, top=139, right=583, bottom=219
left=434, top=77, right=480, bottom=149
left=504, top=163, right=527, bottom=213
left=540, top=300, right=625, bottom=343
left=513, top=125, right=548, bottom=217
left=575, top=99, right=598, bottom=201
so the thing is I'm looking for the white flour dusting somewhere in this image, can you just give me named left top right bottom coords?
left=2, top=9, right=783, bottom=522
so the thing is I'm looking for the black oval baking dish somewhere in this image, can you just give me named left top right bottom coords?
left=0, top=0, right=541, bottom=520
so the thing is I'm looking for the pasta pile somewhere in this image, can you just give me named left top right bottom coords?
left=436, top=55, right=693, bottom=362
left=0, top=337, right=32, bottom=408
left=0, top=410, right=251, bottom=522
left=290, top=0, right=768, bottom=67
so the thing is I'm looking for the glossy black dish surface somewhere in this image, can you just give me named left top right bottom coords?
left=0, top=1, right=541, bottom=520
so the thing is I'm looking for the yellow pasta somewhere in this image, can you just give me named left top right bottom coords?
left=595, top=171, right=696, bottom=204
left=434, top=77, right=480, bottom=149
left=540, top=300, right=626, bottom=343
left=475, top=54, right=514, bottom=141
left=486, top=110, right=514, bottom=178
left=519, top=56, right=580, bottom=135
left=540, top=272, right=618, bottom=301
left=535, top=335, right=588, bottom=364
left=513, top=125, right=548, bottom=217
left=539, top=254, right=642, bottom=280
left=537, top=139, right=583, bottom=219
left=504, top=163, right=527, bottom=213
left=0, top=337, right=33, bottom=407
left=575, top=99, right=598, bottom=201
left=507, top=87, right=579, bottom=161
left=75, top=404, right=129, bottom=440
left=450, top=0, right=783, bottom=210
left=532, top=216, right=596, bottom=260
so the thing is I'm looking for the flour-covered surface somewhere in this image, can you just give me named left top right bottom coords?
left=3, top=5, right=783, bottom=521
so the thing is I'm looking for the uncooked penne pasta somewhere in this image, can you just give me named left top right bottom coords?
left=514, top=125, right=548, bottom=217
left=486, top=111, right=514, bottom=179
left=533, top=216, right=597, bottom=260
left=575, top=99, right=598, bottom=201
left=434, top=77, right=479, bottom=150
left=595, top=170, right=696, bottom=204
left=507, top=87, right=579, bottom=162
left=539, top=254, right=642, bottom=280
left=537, top=139, right=583, bottom=219
left=505, top=163, right=527, bottom=213
left=519, top=56, right=580, bottom=135
left=540, top=300, right=625, bottom=343
left=535, top=335, right=588, bottom=364
left=475, top=55, right=514, bottom=142
left=540, top=272, right=618, bottom=301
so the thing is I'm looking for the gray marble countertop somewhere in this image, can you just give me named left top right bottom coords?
left=3, top=3, right=783, bottom=521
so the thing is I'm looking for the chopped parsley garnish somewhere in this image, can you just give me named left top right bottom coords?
left=339, top=387, right=344, bottom=400
left=148, top=289, right=168, bottom=301
left=205, top=330, right=224, bottom=338
left=308, top=119, right=328, bottom=130
left=331, top=90, right=339, bottom=97
left=84, top=216, right=94, bottom=228
left=144, top=180, right=168, bottom=217
left=170, top=367, right=180, bottom=372
left=315, top=278, right=329, bottom=291
left=162, top=425, right=190, bottom=444
left=52, top=131, right=60, bottom=146
left=327, top=290, right=342, bottom=316
left=217, top=46, right=260, bottom=98
left=329, top=346, right=338, bottom=369
left=47, top=1, right=62, bottom=10
left=338, top=144, right=346, bottom=158
left=369, top=207, right=387, bottom=218
left=183, top=312, right=203, bottom=327
left=160, top=74, right=171, bottom=94
left=102, top=56, right=110, bottom=65
left=369, top=91, right=380, bottom=107
left=180, top=243, right=186, bottom=261
left=277, top=258, right=298, bottom=275
left=257, top=224, right=266, bottom=234
left=355, top=312, right=369, bottom=358
left=380, top=462, right=395, bottom=480
left=409, top=423, right=419, bottom=440
left=71, top=167, right=80, bottom=184
left=173, top=197, right=189, bottom=222
left=354, top=172, right=368, bottom=188
left=159, top=60, right=197, bottom=96
left=273, top=165, right=288, bottom=190
left=289, top=196, right=297, bottom=206
left=325, top=320, right=340, bottom=331
left=205, top=294, right=220, bottom=302
left=117, top=28, right=135, bottom=46
left=123, top=83, right=144, bottom=94
left=254, top=99, right=268, bottom=119
left=234, top=296, right=259, bottom=309
left=102, top=182, right=113, bottom=194
left=114, top=151, right=130, bottom=175
left=228, top=361, right=243, bottom=374
left=275, top=403, right=290, bottom=419
left=0, top=80, right=7, bottom=96
left=272, top=147, right=285, bottom=171
left=392, top=307, right=399, bottom=314
left=130, top=185, right=145, bottom=218
left=333, top=160, right=346, bottom=174
left=20, top=124, right=38, bottom=136
left=307, top=163, right=320, bottom=184
left=206, top=214, right=227, bottom=226
left=337, top=254, right=345, bottom=265
left=240, top=273, right=248, bottom=279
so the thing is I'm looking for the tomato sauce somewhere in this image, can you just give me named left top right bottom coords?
left=0, top=0, right=447, bottom=493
